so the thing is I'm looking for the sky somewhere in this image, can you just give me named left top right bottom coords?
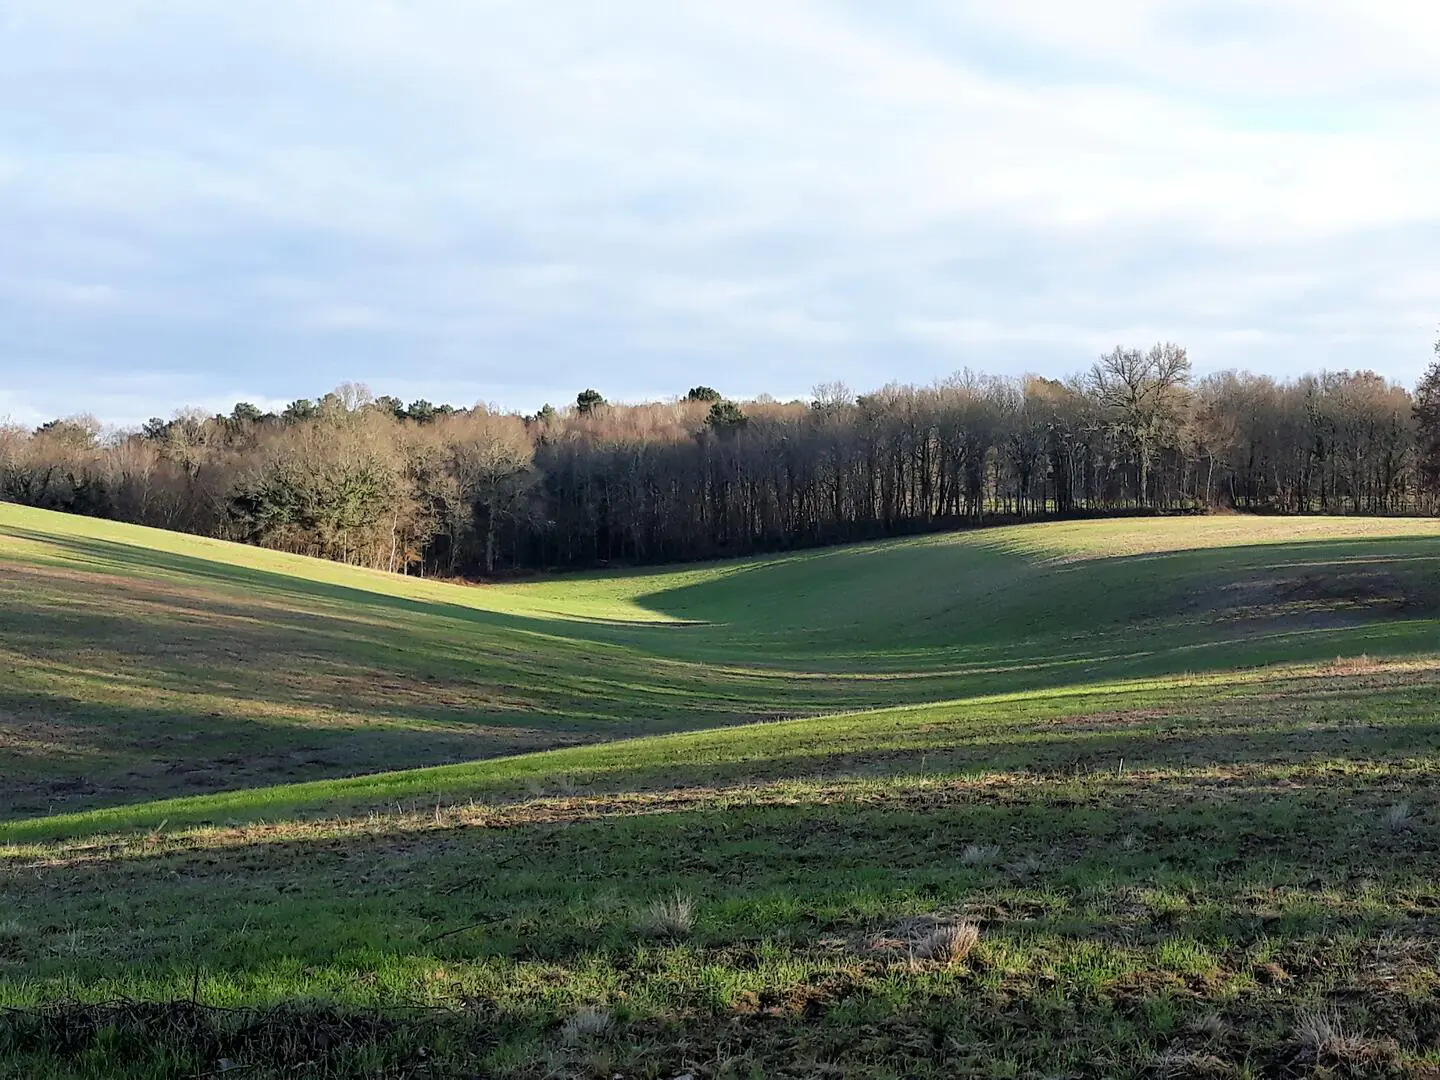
left=2, top=1, right=1439, bottom=428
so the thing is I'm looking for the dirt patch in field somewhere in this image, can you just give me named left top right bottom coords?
left=1176, top=564, right=1440, bottom=636
left=0, top=723, right=602, bottom=822
left=0, top=710, right=98, bottom=761
left=1278, top=568, right=1440, bottom=613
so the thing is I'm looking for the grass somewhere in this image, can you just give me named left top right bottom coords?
left=2, top=504, right=1440, bottom=1077
left=638, top=892, right=698, bottom=941
left=3, top=502, right=1438, bottom=820
left=910, top=921, right=981, bottom=965
left=560, top=1006, right=615, bottom=1046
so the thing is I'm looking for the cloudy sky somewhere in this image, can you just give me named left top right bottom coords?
left=2, top=1, right=1438, bottom=427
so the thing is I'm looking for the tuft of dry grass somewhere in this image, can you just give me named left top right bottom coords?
left=1381, top=801, right=1414, bottom=831
left=637, top=892, right=696, bottom=940
left=559, top=1006, right=613, bottom=1045
left=960, top=842, right=1001, bottom=866
left=1323, top=653, right=1379, bottom=677
left=1186, top=1012, right=1227, bottom=1040
left=912, top=920, right=980, bottom=965
left=1006, top=853, right=1045, bottom=876
left=1292, top=1008, right=1393, bottom=1066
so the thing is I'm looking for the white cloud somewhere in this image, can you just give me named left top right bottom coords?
left=0, top=0, right=1437, bottom=421
left=0, top=390, right=46, bottom=428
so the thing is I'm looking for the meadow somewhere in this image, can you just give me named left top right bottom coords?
left=2, top=503, right=1439, bottom=1078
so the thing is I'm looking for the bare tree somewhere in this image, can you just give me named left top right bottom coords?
left=1090, top=343, right=1192, bottom=507
left=447, top=412, right=539, bottom=574
left=12, top=353, right=1439, bottom=576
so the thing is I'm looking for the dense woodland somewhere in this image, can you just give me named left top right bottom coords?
left=5, top=342, right=1440, bottom=575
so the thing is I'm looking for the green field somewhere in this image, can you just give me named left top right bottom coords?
left=3, top=504, right=1440, bottom=1078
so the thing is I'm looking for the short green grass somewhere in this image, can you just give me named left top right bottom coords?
left=3, top=505, right=1440, bottom=1078
left=4, top=503, right=1438, bottom=819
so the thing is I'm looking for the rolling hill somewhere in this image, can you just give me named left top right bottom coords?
left=3, top=504, right=1439, bottom=1078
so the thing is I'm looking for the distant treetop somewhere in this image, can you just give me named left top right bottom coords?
left=282, top=399, right=319, bottom=422
left=230, top=402, right=264, bottom=424
left=705, top=399, right=747, bottom=434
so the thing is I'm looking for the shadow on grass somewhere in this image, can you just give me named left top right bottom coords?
left=5, top=760, right=1440, bottom=1069
left=635, top=531, right=1440, bottom=651
left=3, top=524, right=1440, bottom=824
left=6, top=654, right=1440, bottom=1076
left=13, top=526, right=1440, bottom=664
left=6, top=658, right=1438, bottom=842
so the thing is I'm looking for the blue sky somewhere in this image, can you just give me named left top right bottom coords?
left=2, top=1, right=1438, bottom=427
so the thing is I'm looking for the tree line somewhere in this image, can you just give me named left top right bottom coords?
left=4, top=342, right=1440, bottom=575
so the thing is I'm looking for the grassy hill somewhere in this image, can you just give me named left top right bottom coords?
left=2, top=504, right=1440, bottom=1077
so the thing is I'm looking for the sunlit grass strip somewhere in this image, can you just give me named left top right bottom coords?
left=0, top=662, right=1339, bottom=844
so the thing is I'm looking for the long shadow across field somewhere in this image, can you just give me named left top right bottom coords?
left=5, top=681, right=1440, bottom=1076
left=631, top=533, right=1440, bottom=697
left=14, top=526, right=1440, bottom=671
left=3, top=525, right=1440, bottom=821
left=5, top=662, right=1437, bottom=844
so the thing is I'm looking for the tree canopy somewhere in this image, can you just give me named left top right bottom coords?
left=4, top=351, right=1438, bottom=576
left=575, top=389, right=606, bottom=415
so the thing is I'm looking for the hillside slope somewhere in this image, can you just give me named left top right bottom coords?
left=3, top=503, right=1440, bottom=819
left=3, top=506, right=1440, bottom=1077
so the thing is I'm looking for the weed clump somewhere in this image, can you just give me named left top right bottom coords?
left=960, top=843, right=1000, bottom=866
left=1186, top=1012, right=1227, bottom=1039
left=1292, top=1008, right=1395, bottom=1066
left=559, top=1006, right=613, bottom=1045
left=913, top=920, right=980, bottom=965
left=1381, top=801, right=1414, bottom=831
left=637, top=892, right=696, bottom=940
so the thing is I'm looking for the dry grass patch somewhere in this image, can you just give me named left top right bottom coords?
left=960, top=842, right=1001, bottom=866
left=911, top=920, right=980, bottom=965
left=1381, top=801, right=1416, bottom=831
left=637, top=892, right=696, bottom=940
left=1149, top=1048, right=1234, bottom=1078
left=1292, top=1008, right=1399, bottom=1068
left=559, top=1007, right=613, bottom=1045
left=1185, top=1012, right=1227, bottom=1040
left=15, top=754, right=1440, bottom=870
